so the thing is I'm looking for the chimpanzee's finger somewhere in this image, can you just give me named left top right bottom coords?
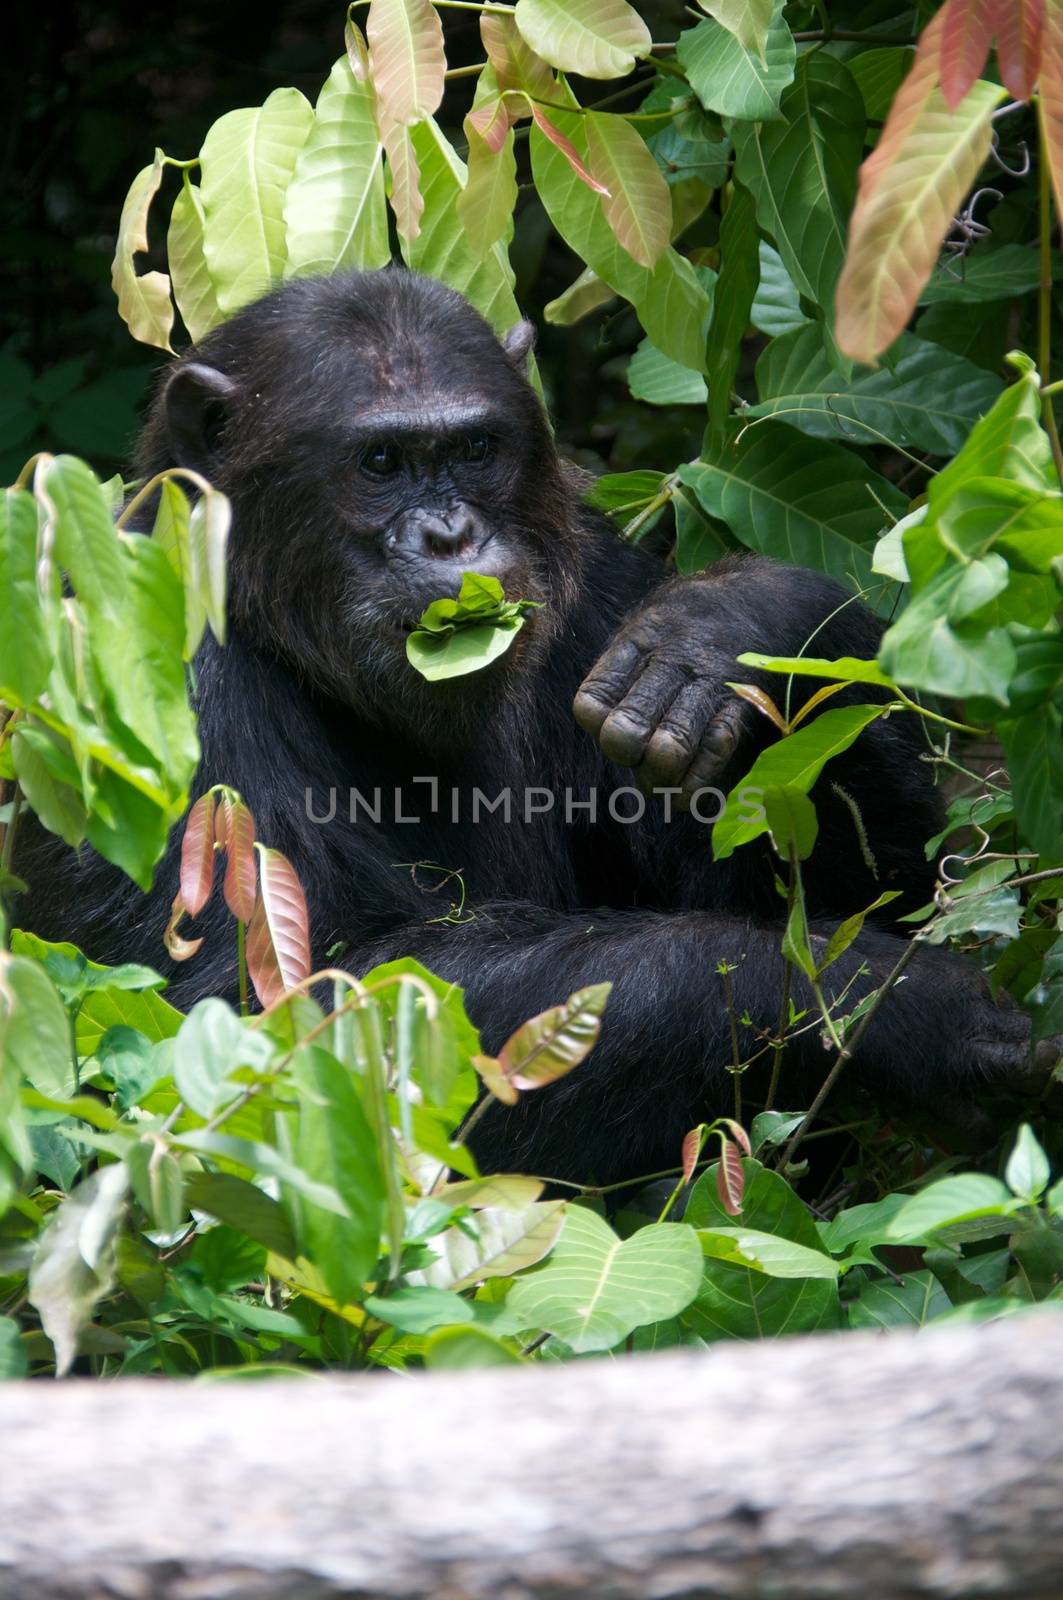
left=597, top=661, right=686, bottom=768
left=637, top=680, right=716, bottom=792
left=573, top=637, right=644, bottom=737
left=678, top=700, right=748, bottom=806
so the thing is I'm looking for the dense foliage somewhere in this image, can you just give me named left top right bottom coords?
left=2, top=0, right=1063, bottom=1378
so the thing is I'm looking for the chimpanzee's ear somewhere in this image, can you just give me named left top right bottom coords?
left=502, top=320, right=537, bottom=369
left=164, top=362, right=239, bottom=470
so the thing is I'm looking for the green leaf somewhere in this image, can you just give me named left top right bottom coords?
left=513, top=0, right=651, bottom=79
left=751, top=327, right=1003, bottom=456
left=733, top=52, right=864, bottom=331
left=506, top=1207, right=703, bottom=1352
left=848, top=1269, right=950, bottom=1330
left=424, top=1325, right=523, bottom=1367
left=680, top=426, right=905, bottom=600
left=682, top=1159, right=839, bottom=1340
left=364, top=1285, right=474, bottom=1333
left=407, top=617, right=525, bottom=681
left=0, top=952, right=76, bottom=1100
left=750, top=241, right=808, bottom=338
left=402, top=118, right=523, bottom=338
left=761, top=783, right=818, bottom=862
left=28, top=1162, right=129, bottom=1375
left=167, top=179, right=222, bottom=344
left=678, top=0, right=796, bottom=120
left=151, top=479, right=206, bottom=660
left=749, top=1109, right=805, bottom=1155
left=200, top=87, right=315, bottom=315
left=999, top=707, right=1063, bottom=858
left=628, top=339, right=708, bottom=406
left=696, top=0, right=773, bottom=59
left=173, top=1000, right=276, bottom=1119
left=736, top=652, right=896, bottom=689
left=879, top=561, right=1017, bottom=705
left=0, top=489, right=51, bottom=707
left=184, top=1171, right=297, bottom=1258
left=713, top=704, right=885, bottom=859
left=0, top=1316, right=28, bottom=1379
left=415, top=1201, right=566, bottom=1291
left=704, top=182, right=758, bottom=441
left=96, top=1026, right=169, bottom=1110
left=846, top=46, right=915, bottom=121
left=530, top=104, right=710, bottom=371
left=283, top=57, right=390, bottom=278
left=282, top=1046, right=385, bottom=1303
left=1005, top=1123, right=1052, bottom=1202
left=458, top=125, right=518, bottom=255
left=886, top=1174, right=1018, bottom=1243
left=584, top=110, right=671, bottom=269
left=698, top=1226, right=840, bottom=1279
left=918, top=244, right=1049, bottom=304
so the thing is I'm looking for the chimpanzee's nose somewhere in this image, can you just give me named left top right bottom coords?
left=418, top=507, right=480, bottom=559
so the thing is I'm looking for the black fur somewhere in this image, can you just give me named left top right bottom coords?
left=18, top=269, right=1037, bottom=1185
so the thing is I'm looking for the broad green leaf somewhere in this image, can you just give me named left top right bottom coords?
left=918, top=243, right=1049, bottom=304
left=931, top=363, right=1057, bottom=507
left=407, top=617, right=525, bottom=680
left=0, top=952, right=75, bottom=1100
left=696, top=0, right=773, bottom=58
left=848, top=1269, right=950, bottom=1329
left=415, top=1202, right=565, bottom=1291
left=152, top=478, right=206, bottom=659
left=818, top=1193, right=910, bottom=1257
left=879, top=561, right=1017, bottom=705
left=167, top=179, right=222, bottom=344
left=111, top=151, right=174, bottom=353
left=704, top=182, right=758, bottom=440
left=0, top=489, right=50, bottom=706
left=886, top=1174, right=1019, bottom=1243
left=513, top=0, right=651, bottom=79
left=28, top=1162, right=129, bottom=1375
left=999, top=707, right=1063, bottom=858
left=836, top=63, right=1005, bottom=362
left=679, top=425, right=906, bottom=599
left=10, top=725, right=87, bottom=849
left=424, top=1325, right=523, bottom=1367
left=750, top=241, right=808, bottom=338
left=713, top=704, right=886, bottom=859
left=733, top=52, right=864, bottom=331
left=0, top=1316, right=27, bottom=1379
left=200, top=88, right=315, bottom=315
left=173, top=1000, right=275, bottom=1118
left=402, top=118, right=522, bottom=337
left=677, top=0, right=795, bottom=121
left=506, top=1207, right=703, bottom=1352
left=366, top=0, right=445, bottom=126
left=847, top=46, right=915, bottom=121
left=11, top=933, right=183, bottom=1056
left=530, top=105, right=710, bottom=371
left=364, top=1285, right=473, bottom=1333
left=587, top=470, right=667, bottom=515
left=584, top=111, right=671, bottom=269
left=545, top=266, right=616, bottom=325
left=184, top=1172, right=296, bottom=1257
left=751, top=326, right=1002, bottom=456
left=762, top=783, right=818, bottom=863
left=458, top=126, right=518, bottom=255
left=96, top=1027, right=169, bottom=1110
left=627, top=340, right=708, bottom=406
left=682, top=1159, right=839, bottom=1340
left=283, top=57, right=390, bottom=277
left=173, top=1129, right=349, bottom=1216
left=698, top=1226, right=840, bottom=1280
left=283, top=1045, right=385, bottom=1304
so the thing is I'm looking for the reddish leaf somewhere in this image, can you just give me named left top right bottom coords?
left=681, top=1124, right=706, bottom=1184
left=992, top=0, right=1044, bottom=100
left=366, top=0, right=446, bottom=127
left=473, top=1053, right=520, bottom=1106
left=715, top=1139, right=745, bottom=1216
left=179, top=792, right=217, bottom=918
left=530, top=105, right=610, bottom=196
left=245, top=847, right=312, bottom=1008
left=717, top=1117, right=752, bottom=1157
left=468, top=96, right=516, bottom=155
left=728, top=682, right=787, bottom=734
left=498, top=982, right=612, bottom=1089
left=219, top=795, right=257, bottom=923
left=939, top=0, right=996, bottom=110
left=1040, top=1, right=1063, bottom=221
left=382, top=121, right=424, bottom=242
left=480, top=11, right=554, bottom=99
left=584, top=110, right=671, bottom=270
left=164, top=892, right=204, bottom=963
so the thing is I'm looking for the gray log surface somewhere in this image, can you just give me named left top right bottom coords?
left=2, top=1314, right=1063, bottom=1600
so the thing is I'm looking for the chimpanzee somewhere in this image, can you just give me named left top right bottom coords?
left=18, top=269, right=1050, bottom=1185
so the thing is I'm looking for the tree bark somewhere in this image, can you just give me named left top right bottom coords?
left=2, top=1314, right=1062, bottom=1599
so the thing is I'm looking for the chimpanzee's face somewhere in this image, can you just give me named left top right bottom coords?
left=156, top=272, right=580, bottom=724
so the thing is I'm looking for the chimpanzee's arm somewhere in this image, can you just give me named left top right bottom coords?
left=351, top=904, right=1036, bottom=1186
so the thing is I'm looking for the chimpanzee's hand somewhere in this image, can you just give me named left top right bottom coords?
left=573, top=579, right=758, bottom=804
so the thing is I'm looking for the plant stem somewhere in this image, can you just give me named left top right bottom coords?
left=793, top=29, right=915, bottom=43
left=236, top=919, right=249, bottom=1018
left=778, top=939, right=921, bottom=1172
left=766, top=871, right=796, bottom=1112
left=1038, top=97, right=1063, bottom=487
left=445, top=60, right=488, bottom=79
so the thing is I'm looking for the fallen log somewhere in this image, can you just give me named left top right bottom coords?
left=2, top=1313, right=1062, bottom=1599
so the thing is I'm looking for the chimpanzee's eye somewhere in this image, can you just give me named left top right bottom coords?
left=461, top=432, right=492, bottom=464
left=361, top=441, right=402, bottom=478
